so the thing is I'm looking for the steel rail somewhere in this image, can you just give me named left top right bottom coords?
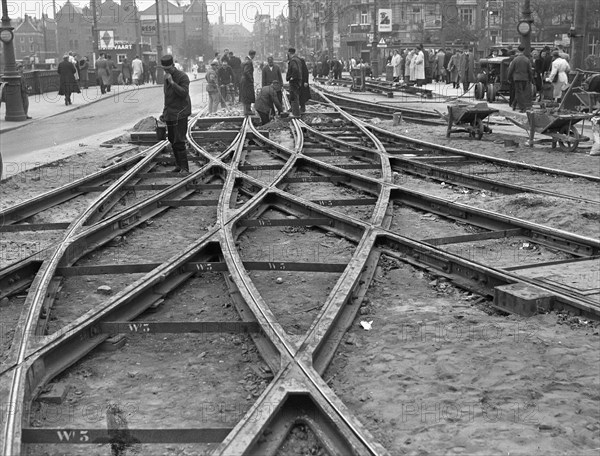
left=214, top=119, right=388, bottom=455
left=2, top=99, right=598, bottom=455
left=1, top=140, right=170, bottom=455
left=0, top=147, right=144, bottom=227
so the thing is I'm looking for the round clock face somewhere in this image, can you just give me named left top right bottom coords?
left=517, top=21, right=531, bottom=36
left=0, top=29, right=13, bottom=43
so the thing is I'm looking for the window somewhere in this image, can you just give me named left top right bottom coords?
left=489, top=10, right=501, bottom=26
left=360, top=10, right=369, bottom=25
left=459, top=8, right=473, bottom=26
left=117, top=53, right=126, bottom=63
left=29, top=36, right=33, bottom=42
left=30, top=43, right=34, bottom=51
left=490, top=30, right=499, bottom=44
left=21, top=45, right=25, bottom=51
left=20, top=36, right=24, bottom=42
left=409, top=7, right=422, bottom=24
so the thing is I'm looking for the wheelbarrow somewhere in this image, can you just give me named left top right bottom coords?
left=505, top=110, right=592, bottom=152
left=441, top=103, right=499, bottom=140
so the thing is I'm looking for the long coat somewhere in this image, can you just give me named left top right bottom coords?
left=391, top=53, right=402, bottom=78
left=458, top=52, right=475, bottom=84
left=447, top=53, right=460, bottom=83
left=413, top=50, right=425, bottom=81
left=96, top=57, right=110, bottom=85
left=57, top=59, right=80, bottom=96
left=240, top=56, right=255, bottom=104
left=405, top=51, right=414, bottom=79
left=299, top=57, right=311, bottom=105
left=548, top=57, right=570, bottom=98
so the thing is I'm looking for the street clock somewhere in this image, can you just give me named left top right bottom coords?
left=517, top=21, right=532, bottom=36
left=0, top=29, right=14, bottom=44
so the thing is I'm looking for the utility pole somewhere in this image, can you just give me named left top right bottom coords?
left=289, top=0, right=296, bottom=49
left=1, top=0, right=27, bottom=121
left=52, top=0, right=59, bottom=60
left=571, top=0, right=586, bottom=71
left=91, top=0, right=99, bottom=57
left=155, top=0, right=164, bottom=83
left=370, top=0, right=378, bottom=78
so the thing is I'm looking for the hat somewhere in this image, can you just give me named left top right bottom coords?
left=160, top=55, right=174, bottom=67
left=552, top=50, right=559, bottom=57
left=288, top=47, right=296, bottom=54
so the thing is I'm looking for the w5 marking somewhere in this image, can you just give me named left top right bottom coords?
left=128, top=323, right=150, bottom=333
left=56, top=429, right=90, bottom=442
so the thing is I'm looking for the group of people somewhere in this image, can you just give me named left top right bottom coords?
left=118, top=56, right=146, bottom=86
left=501, top=45, right=572, bottom=112
left=203, top=48, right=310, bottom=123
left=204, top=50, right=242, bottom=113
left=387, top=46, right=474, bottom=91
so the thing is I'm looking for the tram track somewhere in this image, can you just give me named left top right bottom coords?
left=0, top=93, right=599, bottom=455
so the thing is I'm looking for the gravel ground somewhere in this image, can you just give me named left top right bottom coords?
left=2, top=96, right=599, bottom=456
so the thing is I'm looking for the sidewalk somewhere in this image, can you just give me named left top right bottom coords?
left=0, top=73, right=201, bottom=134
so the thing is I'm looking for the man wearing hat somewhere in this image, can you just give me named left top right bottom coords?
left=507, top=45, right=533, bottom=112
left=286, top=47, right=303, bottom=118
left=160, top=54, right=191, bottom=173
left=240, top=50, right=257, bottom=116
left=58, top=54, right=80, bottom=106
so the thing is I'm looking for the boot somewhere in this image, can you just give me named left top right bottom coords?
left=175, top=149, right=189, bottom=173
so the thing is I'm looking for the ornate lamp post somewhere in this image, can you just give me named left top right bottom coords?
left=1, top=0, right=27, bottom=121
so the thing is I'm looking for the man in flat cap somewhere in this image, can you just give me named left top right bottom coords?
left=160, top=54, right=191, bottom=173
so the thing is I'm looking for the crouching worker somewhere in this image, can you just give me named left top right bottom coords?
left=254, top=80, right=283, bottom=125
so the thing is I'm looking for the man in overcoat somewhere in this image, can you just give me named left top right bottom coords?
left=58, top=54, right=80, bottom=105
left=240, top=50, right=256, bottom=116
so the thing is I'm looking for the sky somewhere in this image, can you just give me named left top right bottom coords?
left=7, top=0, right=287, bottom=30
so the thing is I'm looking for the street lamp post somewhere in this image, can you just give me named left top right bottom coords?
left=370, top=0, right=379, bottom=78
left=1, top=0, right=27, bottom=121
left=155, top=0, right=164, bottom=84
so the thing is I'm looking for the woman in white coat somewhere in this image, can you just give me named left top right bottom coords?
left=546, top=50, right=570, bottom=102
left=413, top=45, right=425, bottom=87
left=405, top=49, right=414, bottom=83
left=391, top=50, right=402, bottom=82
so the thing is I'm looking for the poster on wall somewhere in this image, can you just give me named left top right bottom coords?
left=378, top=9, right=392, bottom=33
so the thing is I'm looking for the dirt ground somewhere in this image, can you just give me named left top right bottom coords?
left=1, top=97, right=599, bottom=456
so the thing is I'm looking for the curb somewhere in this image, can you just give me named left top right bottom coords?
left=0, top=76, right=205, bottom=135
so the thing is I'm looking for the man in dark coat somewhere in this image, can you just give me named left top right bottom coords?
left=299, top=56, right=311, bottom=114
left=254, top=80, right=283, bottom=125
left=160, top=54, right=191, bottom=173
left=507, top=45, right=533, bottom=112
left=228, top=52, right=242, bottom=95
left=240, top=50, right=256, bottom=116
left=57, top=54, right=80, bottom=105
left=96, top=53, right=109, bottom=94
left=286, top=47, right=303, bottom=118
